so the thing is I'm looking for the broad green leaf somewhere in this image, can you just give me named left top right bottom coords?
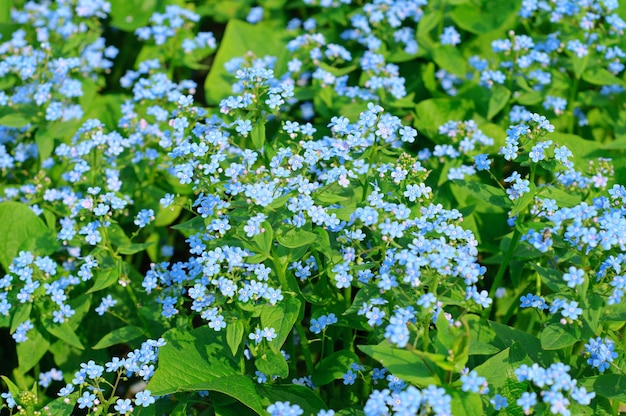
left=35, top=131, right=55, bottom=163
left=256, top=384, right=327, bottom=415
left=489, top=321, right=549, bottom=364
left=252, top=223, right=274, bottom=256
left=312, top=351, right=361, bottom=386
left=1, top=376, right=20, bottom=401
left=0, top=202, right=52, bottom=271
left=466, top=315, right=501, bottom=355
left=532, top=264, right=567, bottom=292
left=0, top=113, right=29, bottom=128
left=487, top=85, right=511, bottom=119
left=311, top=228, right=333, bottom=259
left=88, top=266, right=120, bottom=293
left=276, top=229, right=318, bottom=249
left=43, top=319, right=84, bottom=350
left=540, top=324, right=578, bottom=350
left=45, top=392, right=80, bottom=415
left=433, top=46, right=467, bottom=77
left=251, top=122, right=266, bottom=150
left=260, top=295, right=301, bottom=353
left=450, top=0, right=519, bottom=34
left=118, top=242, right=156, bottom=255
left=255, top=348, right=288, bottom=378
left=345, top=285, right=381, bottom=315
left=510, top=182, right=536, bottom=216
left=471, top=348, right=512, bottom=390
left=17, top=327, right=50, bottom=373
left=414, top=98, right=474, bottom=140
left=358, top=341, right=438, bottom=386
left=226, top=320, right=245, bottom=356
left=109, top=0, right=157, bottom=31
left=205, top=20, right=289, bottom=105
left=572, top=54, right=589, bottom=80
left=538, top=186, right=582, bottom=208
left=546, top=132, right=602, bottom=167
left=593, top=374, right=626, bottom=401
left=10, top=303, right=32, bottom=333
left=107, top=223, right=132, bottom=247
left=171, top=216, right=206, bottom=234
left=454, top=180, right=511, bottom=209
left=450, top=390, right=483, bottom=416
left=583, top=67, right=626, bottom=87
left=93, top=325, right=144, bottom=350
left=0, top=1, right=9, bottom=23
left=155, top=203, right=184, bottom=227
left=149, top=327, right=265, bottom=412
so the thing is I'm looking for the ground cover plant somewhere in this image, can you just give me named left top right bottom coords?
left=1, top=0, right=626, bottom=414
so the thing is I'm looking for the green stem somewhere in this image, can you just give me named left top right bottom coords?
left=0, top=1, right=11, bottom=24
left=295, top=322, right=314, bottom=375
left=484, top=228, right=522, bottom=318
left=566, top=75, right=580, bottom=134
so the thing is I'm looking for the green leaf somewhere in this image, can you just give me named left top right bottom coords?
left=454, top=180, right=511, bottom=209
left=450, top=0, right=519, bottom=34
left=276, top=229, right=318, bottom=249
left=572, top=54, right=589, bottom=80
left=260, top=295, right=301, bottom=353
left=532, top=264, right=567, bottom=292
left=118, top=242, right=156, bottom=255
left=109, top=0, right=157, bottom=31
left=256, top=384, right=326, bottom=415
left=226, top=320, right=245, bottom=356
left=17, top=327, right=50, bottom=373
left=0, top=113, right=29, bottom=128
left=311, top=228, right=333, bottom=259
left=171, top=216, right=206, bottom=233
left=42, top=319, right=84, bottom=350
left=593, top=374, right=626, bottom=401
left=149, top=327, right=266, bottom=412
left=251, top=122, right=266, bottom=150
left=450, top=389, right=483, bottom=416
left=35, top=130, right=55, bottom=163
left=358, top=341, right=438, bottom=386
left=88, top=266, right=120, bottom=293
left=539, top=324, right=578, bottom=350
left=414, top=98, right=474, bottom=140
left=538, top=186, right=582, bottom=208
left=466, top=315, right=501, bottom=355
left=472, top=348, right=513, bottom=390
left=0, top=0, right=10, bottom=23
left=252, top=223, right=274, bottom=256
left=489, top=321, right=549, bottom=364
left=0, top=202, right=52, bottom=271
left=312, top=351, right=361, bottom=386
left=510, top=182, right=536, bottom=216
left=1, top=376, right=20, bottom=400
left=155, top=203, right=184, bottom=227
left=487, top=85, right=511, bottom=119
left=433, top=46, right=467, bottom=77
left=255, top=348, right=288, bottom=378
left=582, top=66, right=626, bottom=87
left=205, top=20, right=288, bottom=105
left=93, top=325, right=144, bottom=350
left=44, top=392, right=80, bottom=415
left=10, top=303, right=32, bottom=333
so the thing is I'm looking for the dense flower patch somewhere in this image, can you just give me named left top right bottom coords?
left=0, top=0, right=625, bottom=415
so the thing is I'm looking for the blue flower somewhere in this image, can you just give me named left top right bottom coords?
left=343, top=370, right=357, bottom=385
left=516, top=392, right=537, bottom=413
left=440, top=26, right=461, bottom=45
left=77, top=391, right=96, bottom=409
left=114, top=398, right=134, bottom=414
left=135, top=390, right=156, bottom=407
